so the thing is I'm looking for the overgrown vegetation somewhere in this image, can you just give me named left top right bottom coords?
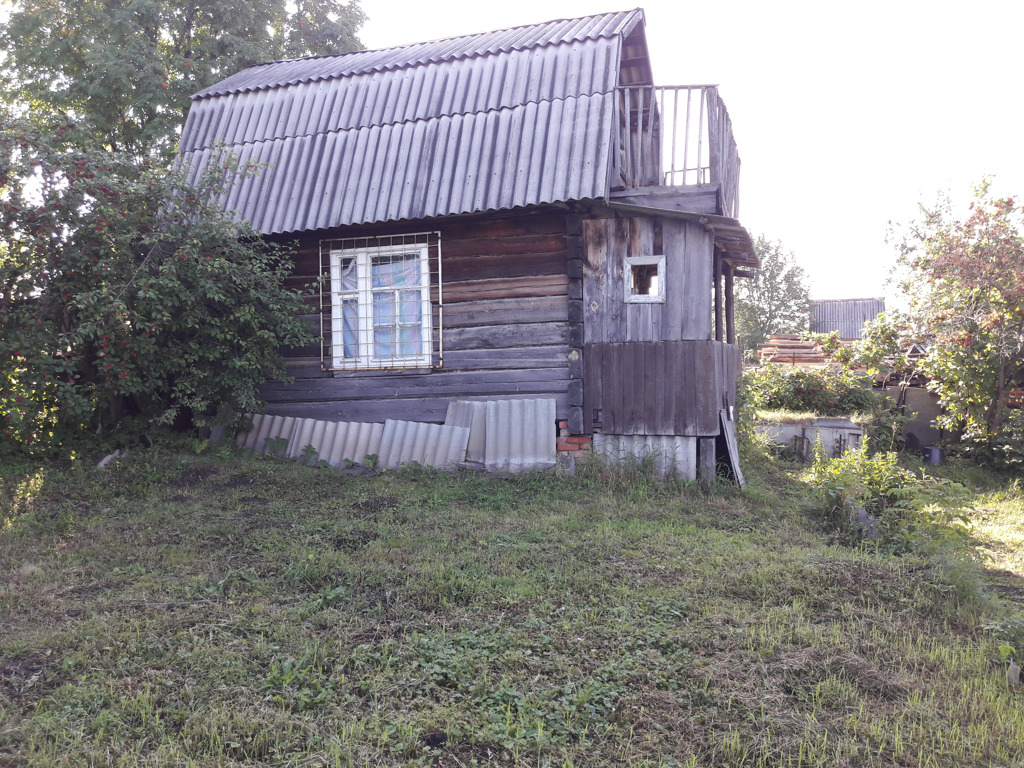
left=1, top=445, right=1022, bottom=767
left=0, top=122, right=314, bottom=453
left=805, top=444, right=972, bottom=555
left=742, top=365, right=876, bottom=417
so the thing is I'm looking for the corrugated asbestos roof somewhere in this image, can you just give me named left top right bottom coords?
left=810, top=298, right=886, bottom=339
left=193, top=10, right=640, bottom=97
left=178, top=10, right=645, bottom=234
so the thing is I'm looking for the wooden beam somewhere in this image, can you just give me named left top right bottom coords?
left=713, top=251, right=723, bottom=343
left=725, top=262, right=735, bottom=345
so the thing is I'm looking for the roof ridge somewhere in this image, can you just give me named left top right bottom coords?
left=192, top=8, right=642, bottom=99
left=254, top=8, right=641, bottom=68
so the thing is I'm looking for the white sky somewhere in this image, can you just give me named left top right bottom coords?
left=360, top=0, right=1024, bottom=303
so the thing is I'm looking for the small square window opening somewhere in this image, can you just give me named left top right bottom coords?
left=624, top=254, right=666, bottom=303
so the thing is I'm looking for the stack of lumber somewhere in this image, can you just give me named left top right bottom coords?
left=757, top=334, right=829, bottom=368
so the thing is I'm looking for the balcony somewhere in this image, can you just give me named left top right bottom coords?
left=613, top=85, right=741, bottom=219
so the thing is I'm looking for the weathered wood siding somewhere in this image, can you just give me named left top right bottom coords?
left=582, top=217, right=713, bottom=343
left=583, top=340, right=739, bottom=436
left=264, top=212, right=573, bottom=424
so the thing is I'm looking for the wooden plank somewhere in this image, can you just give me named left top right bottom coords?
left=443, top=296, right=568, bottom=328
left=605, top=220, right=629, bottom=343
left=630, top=343, right=645, bottom=434
left=611, top=343, right=628, bottom=434
left=262, top=368, right=570, bottom=403
left=440, top=233, right=567, bottom=260
left=441, top=275, right=568, bottom=303
left=713, top=251, right=723, bottom=343
left=445, top=322, right=569, bottom=350
left=442, top=251, right=566, bottom=282
left=651, top=341, right=668, bottom=433
left=719, top=410, right=745, bottom=488
left=609, top=187, right=719, bottom=215
left=662, top=224, right=683, bottom=342
left=677, top=340, right=698, bottom=435
left=603, top=344, right=617, bottom=434
left=693, top=341, right=711, bottom=435
left=668, top=220, right=713, bottom=341
left=442, top=345, right=570, bottom=370
left=725, top=263, right=735, bottom=345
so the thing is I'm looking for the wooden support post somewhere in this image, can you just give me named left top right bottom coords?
left=725, top=262, right=735, bottom=346
left=713, top=251, right=723, bottom=342
left=698, top=437, right=717, bottom=485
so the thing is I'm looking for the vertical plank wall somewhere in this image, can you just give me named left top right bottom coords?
left=581, top=217, right=713, bottom=343
left=259, top=212, right=574, bottom=424
left=581, top=214, right=739, bottom=438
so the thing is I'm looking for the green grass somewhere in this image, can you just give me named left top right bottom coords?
left=1, top=446, right=1022, bottom=767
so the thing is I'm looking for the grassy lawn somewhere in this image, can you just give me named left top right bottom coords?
left=1, top=446, right=1022, bottom=767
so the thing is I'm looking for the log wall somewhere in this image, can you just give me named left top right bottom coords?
left=264, top=211, right=574, bottom=424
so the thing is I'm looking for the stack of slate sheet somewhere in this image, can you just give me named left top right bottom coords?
left=232, top=397, right=556, bottom=473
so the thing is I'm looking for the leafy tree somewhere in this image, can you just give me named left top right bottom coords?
left=892, top=182, right=1024, bottom=445
left=735, top=235, right=811, bottom=355
left=0, top=0, right=365, bottom=160
left=0, top=118, right=314, bottom=452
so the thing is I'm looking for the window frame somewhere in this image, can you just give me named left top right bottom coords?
left=326, top=242, right=434, bottom=370
left=623, top=254, right=666, bottom=304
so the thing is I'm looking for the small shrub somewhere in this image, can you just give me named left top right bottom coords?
left=805, top=443, right=972, bottom=555
left=742, top=365, right=876, bottom=417
left=981, top=408, right=1024, bottom=470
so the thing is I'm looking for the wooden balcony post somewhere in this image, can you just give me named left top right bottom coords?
left=713, top=251, right=723, bottom=342
left=725, top=261, right=735, bottom=345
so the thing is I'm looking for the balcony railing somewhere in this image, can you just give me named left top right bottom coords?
left=616, top=85, right=741, bottom=218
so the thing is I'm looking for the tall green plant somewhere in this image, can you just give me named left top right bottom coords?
left=0, top=120, right=314, bottom=452
left=806, top=445, right=971, bottom=554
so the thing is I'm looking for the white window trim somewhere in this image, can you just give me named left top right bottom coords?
left=624, top=254, right=666, bottom=304
left=328, top=243, right=433, bottom=370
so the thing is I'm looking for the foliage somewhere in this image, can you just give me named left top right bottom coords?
left=805, top=444, right=972, bottom=555
left=0, top=120, right=314, bottom=453
left=813, top=309, right=922, bottom=380
left=890, top=181, right=1024, bottom=463
left=985, top=408, right=1024, bottom=468
left=742, top=365, right=876, bottom=417
left=735, top=235, right=811, bottom=355
left=0, top=0, right=365, bottom=160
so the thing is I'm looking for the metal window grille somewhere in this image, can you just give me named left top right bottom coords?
left=319, top=232, right=442, bottom=371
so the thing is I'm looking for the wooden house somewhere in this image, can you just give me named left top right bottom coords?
left=179, top=8, right=758, bottom=479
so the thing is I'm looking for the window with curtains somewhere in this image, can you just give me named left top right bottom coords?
left=320, top=233, right=440, bottom=370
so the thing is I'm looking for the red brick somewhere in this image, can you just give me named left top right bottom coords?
left=567, top=436, right=590, bottom=445
left=556, top=442, right=578, bottom=452
left=557, top=420, right=568, bottom=429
